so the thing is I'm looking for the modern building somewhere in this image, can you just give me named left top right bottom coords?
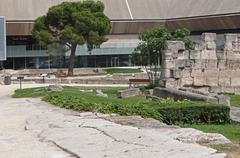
left=1, top=0, right=240, bottom=69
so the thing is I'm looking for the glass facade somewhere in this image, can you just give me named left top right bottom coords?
left=3, top=36, right=139, bottom=69
left=0, top=17, right=6, bottom=61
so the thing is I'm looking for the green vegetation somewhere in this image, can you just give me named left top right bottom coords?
left=153, top=100, right=230, bottom=125
left=182, top=124, right=240, bottom=141
left=32, top=0, right=111, bottom=76
left=104, top=68, right=143, bottom=74
left=228, top=94, right=240, bottom=108
left=13, top=86, right=230, bottom=124
left=13, top=87, right=48, bottom=98
left=131, top=26, right=193, bottom=86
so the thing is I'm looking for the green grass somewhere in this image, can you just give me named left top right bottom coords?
left=228, top=94, right=240, bottom=108
left=13, top=87, right=48, bottom=98
left=182, top=124, right=240, bottom=141
left=104, top=68, right=143, bottom=74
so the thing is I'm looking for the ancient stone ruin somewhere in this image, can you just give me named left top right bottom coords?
left=160, top=33, right=240, bottom=95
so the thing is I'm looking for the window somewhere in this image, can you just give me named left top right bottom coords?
left=26, top=44, right=47, bottom=51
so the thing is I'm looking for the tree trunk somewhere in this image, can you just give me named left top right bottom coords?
left=68, top=45, right=77, bottom=76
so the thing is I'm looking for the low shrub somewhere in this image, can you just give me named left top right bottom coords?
left=43, top=92, right=162, bottom=121
left=150, top=99, right=230, bottom=125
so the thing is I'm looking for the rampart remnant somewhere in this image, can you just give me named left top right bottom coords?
left=161, top=33, right=240, bottom=94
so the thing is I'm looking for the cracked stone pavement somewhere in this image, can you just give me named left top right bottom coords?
left=0, top=84, right=228, bottom=158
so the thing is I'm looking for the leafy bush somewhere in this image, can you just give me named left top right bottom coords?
left=43, top=92, right=162, bottom=121
left=150, top=99, right=230, bottom=125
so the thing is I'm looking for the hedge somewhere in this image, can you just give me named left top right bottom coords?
left=154, top=103, right=230, bottom=125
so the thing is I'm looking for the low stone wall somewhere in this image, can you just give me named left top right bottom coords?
left=161, top=33, right=240, bottom=94
left=4, top=68, right=106, bottom=77
left=8, top=72, right=148, bottom=85
left=11, top=77, right=129, bottom=85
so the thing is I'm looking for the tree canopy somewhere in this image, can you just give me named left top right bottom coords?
left=131, top=26, right=193, bottom=86
left=32, top=0, right=111, bottom=75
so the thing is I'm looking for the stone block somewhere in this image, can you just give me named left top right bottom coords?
left=217, top=60, right=227, bottom=69
left=205, top=60, right=218, bottom=68
left=224, top=34, right=238, bottom=51
left=225, top=51, right=240, bottom=60
left=231, top=77, right=240, bottom=86
left=203, top=69, right=219, bottom=77
left=226, top=60, right=240, bottom=69
left=217, top=95, right=231, bottom=106
left=234, top=87, right=240, bottom=95
left=117, top=88, right=140, bottom=99
left=201, top=50, right=217, bottom=60
left=165, top=41, right=185, bottom=51
left=230, top=71, right=240, bottom=78
left=177, top=50, right=189, bottom=59
left=200, top=59, right=209, bottom=68
left=193, top=60, right=203, bottom=69
left=161, top=59, right=174, bottom=69
left=160, top=69, right=173, bottom=79
left=190, top=50, right=201, bottom=60
left=225, top=34, right=238, bottom=43
left=206, top=42, right=216, bottom=50
left=191, top=69, right=203, bottom=77
left=185, top=60, right=194, bottom=67
left=164, top=78, right=177, bottom=88
left=180, top=77, right=193, bottom=87
left=146, top=89, right=154, bottom=95
left=47, top=84, right=63, bottom=92
left=181, top=68, right=191, bottom=78
left=173, top=69, right=181, bottom=79
left=162, top=50, right=174, bottom=60
left=206, top=77, right=219, bottom=87
left=219, top=70, right=232, bottom=77
left=218, top=77, right=231, bottom=87
left=209, top=86, right=222, bottom=93
left=216, top=51, right=225, bottom=60
left=221, top=87, right=235, bottom=94
left=193, top=77, right=206, bottom=86
left=201, top=33, right=216, bottom=42
left=174, top=59, right=190, bottom=69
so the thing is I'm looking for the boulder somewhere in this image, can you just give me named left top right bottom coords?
left=47, top=84, right=64, bottom=92
left=117, top=88, right=140, bottom=98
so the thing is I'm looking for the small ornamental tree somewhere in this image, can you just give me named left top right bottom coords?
left=131, top=26, right=193, bottom=87
left=32, top=0, right=111, bottom=76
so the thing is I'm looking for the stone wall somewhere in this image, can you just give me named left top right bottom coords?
left=161, top=33, right=240, bottom=94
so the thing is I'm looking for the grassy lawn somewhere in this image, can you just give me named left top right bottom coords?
left=228, top=94, right=240, bottom=108
left=104, top=68, right=143, bottom=74
left=182, top=124, right=240, bottom=141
